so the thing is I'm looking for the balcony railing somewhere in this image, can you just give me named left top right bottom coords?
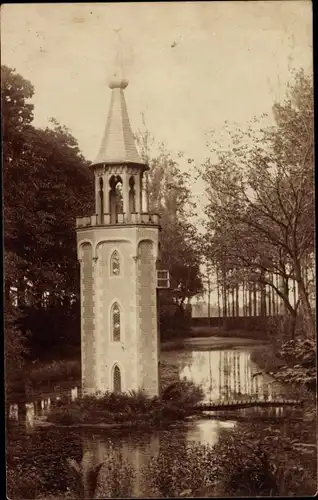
left=76, top=212, right=160, bottom=228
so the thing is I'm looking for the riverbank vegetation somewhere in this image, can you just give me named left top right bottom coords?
left=7, top=413, right=316, bottom=499
left=144, top=422, right=316, bottom=497
left=251, top=336, right=316, bottom=394
left=46, top=381, right=204, bottom=427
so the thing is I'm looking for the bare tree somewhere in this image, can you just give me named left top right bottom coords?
left=200, top=70, right=314, bottom=338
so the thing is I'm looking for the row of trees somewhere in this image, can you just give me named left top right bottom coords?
left=198, top=70, right=315, bottom=338
left=136, top=126, right=203, bottom=334
left=202, top=271, right=296, bottom=319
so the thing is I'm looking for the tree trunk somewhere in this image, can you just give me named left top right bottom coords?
left=248, top=283, right=252, bottom=316
left=293, top=279, right=297, bottom=309
left=227, top=292, right=231, bottom=318
left=207, top=280, right=211, bottom=325
left=271, top=274, right=276, bottom=316
left=242, top=281, right=245, bottom=316
left=235, top=285, right=239, bottom=316
left=282, top=277, right=290, bottom=316
left=222, top=286, right=227, bottom=318
left=259, top=273, right=266, bottom=316
left=295, top=265, right=315, bottom=337
left=253, top=282, right=257, bottom=316
left=275, top=274, right=280, bottom=314
left=216, top=269, right=221, bottom=324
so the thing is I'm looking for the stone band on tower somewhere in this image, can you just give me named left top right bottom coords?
left=76, top=66, right=160, bottom=396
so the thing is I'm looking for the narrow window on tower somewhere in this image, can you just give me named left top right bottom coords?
left=111, top=302, right=121, bottom=342
left=110, top=250, right=120, bottom=276
left=113, top=364, right=121, bottom=393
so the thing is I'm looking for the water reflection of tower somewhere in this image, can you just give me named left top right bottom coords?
left=81, top=432, right=160, bottom=497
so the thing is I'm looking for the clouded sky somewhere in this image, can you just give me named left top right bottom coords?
left=2, top=1, right=312, bottom=165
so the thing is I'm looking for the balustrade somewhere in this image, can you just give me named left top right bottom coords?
left=76, top=212, right=160, bottom=228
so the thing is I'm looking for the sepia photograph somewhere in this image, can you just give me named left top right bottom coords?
left=2, top=1, right=316, bottom=498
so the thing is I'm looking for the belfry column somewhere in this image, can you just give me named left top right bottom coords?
left=95, top=176, right=100, bottom=216
left=141, top=173, right=148, bottom=212
left=103, top=171, right=110, bottom=215
left=123, top=169, right=130, bottom=220
left=135, top=172, right=141, bottom=214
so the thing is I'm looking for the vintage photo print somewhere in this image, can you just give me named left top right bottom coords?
left=2, top=1, right=316, bottom=498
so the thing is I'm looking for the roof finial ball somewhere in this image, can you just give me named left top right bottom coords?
left=108, top=73, right=129, bottom=90
left=109, top=27, right=129, bottom=90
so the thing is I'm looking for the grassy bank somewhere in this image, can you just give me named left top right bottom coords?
left=189, top=325, right=268, bottom=340
left=20, top=340, right=184, bottom=394
left=27, top=359, right=81, bottom=388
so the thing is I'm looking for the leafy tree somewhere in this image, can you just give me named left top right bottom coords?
left=2, top=65, right=94, bottom=358
left=136, top=129, right=203, bottom=333
left=199, top=70, right=314, bottom=338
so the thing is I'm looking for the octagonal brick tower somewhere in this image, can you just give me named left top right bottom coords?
left=76, top=71, right=160, bottom=396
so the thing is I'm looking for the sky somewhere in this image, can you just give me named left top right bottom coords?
left=1, top=1, right=313, bottom=166
left=1, top=1, right=313, bottom=303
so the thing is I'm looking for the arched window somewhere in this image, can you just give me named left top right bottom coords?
left=110, top=250, right=120, bottom=276
left=99, top=177, right=104, bottom=224
left=109, top=175, right=123, bottom=224
left=129, top=176, right=136, bottom=213
left=111, top=302, right=121, bottom=342
left=113, top=365, right=121, bottom=393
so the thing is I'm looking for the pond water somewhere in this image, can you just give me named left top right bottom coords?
left=7, top=341, right=296, bottom=498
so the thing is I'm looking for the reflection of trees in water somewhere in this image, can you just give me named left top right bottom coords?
left=179, top=349, right=281, bottom=403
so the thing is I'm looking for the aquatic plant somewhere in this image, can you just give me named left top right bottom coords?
left=96, top=446, right=135, bottom=498
left=67, top=455, right=104, bottom=498
left=141, top=441, right=217, bottom=497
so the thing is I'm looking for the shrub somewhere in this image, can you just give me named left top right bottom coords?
left=161, top=380, right=204, bottom=407
left=213, top=423, right=317, bottom=497
left=27, top=359, right=81, bottom=388
left=47, top=382, right=204, bottom=426
left=47, top=404, right=84, bottom=425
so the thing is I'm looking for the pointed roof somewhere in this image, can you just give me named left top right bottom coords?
left=91, top=75, right=147, bottom=169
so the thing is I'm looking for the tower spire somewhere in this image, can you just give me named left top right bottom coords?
left=91, top=28, right=145, bottom=168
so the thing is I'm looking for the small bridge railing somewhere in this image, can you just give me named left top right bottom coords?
left=195, top=399, right=303, bottom=411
